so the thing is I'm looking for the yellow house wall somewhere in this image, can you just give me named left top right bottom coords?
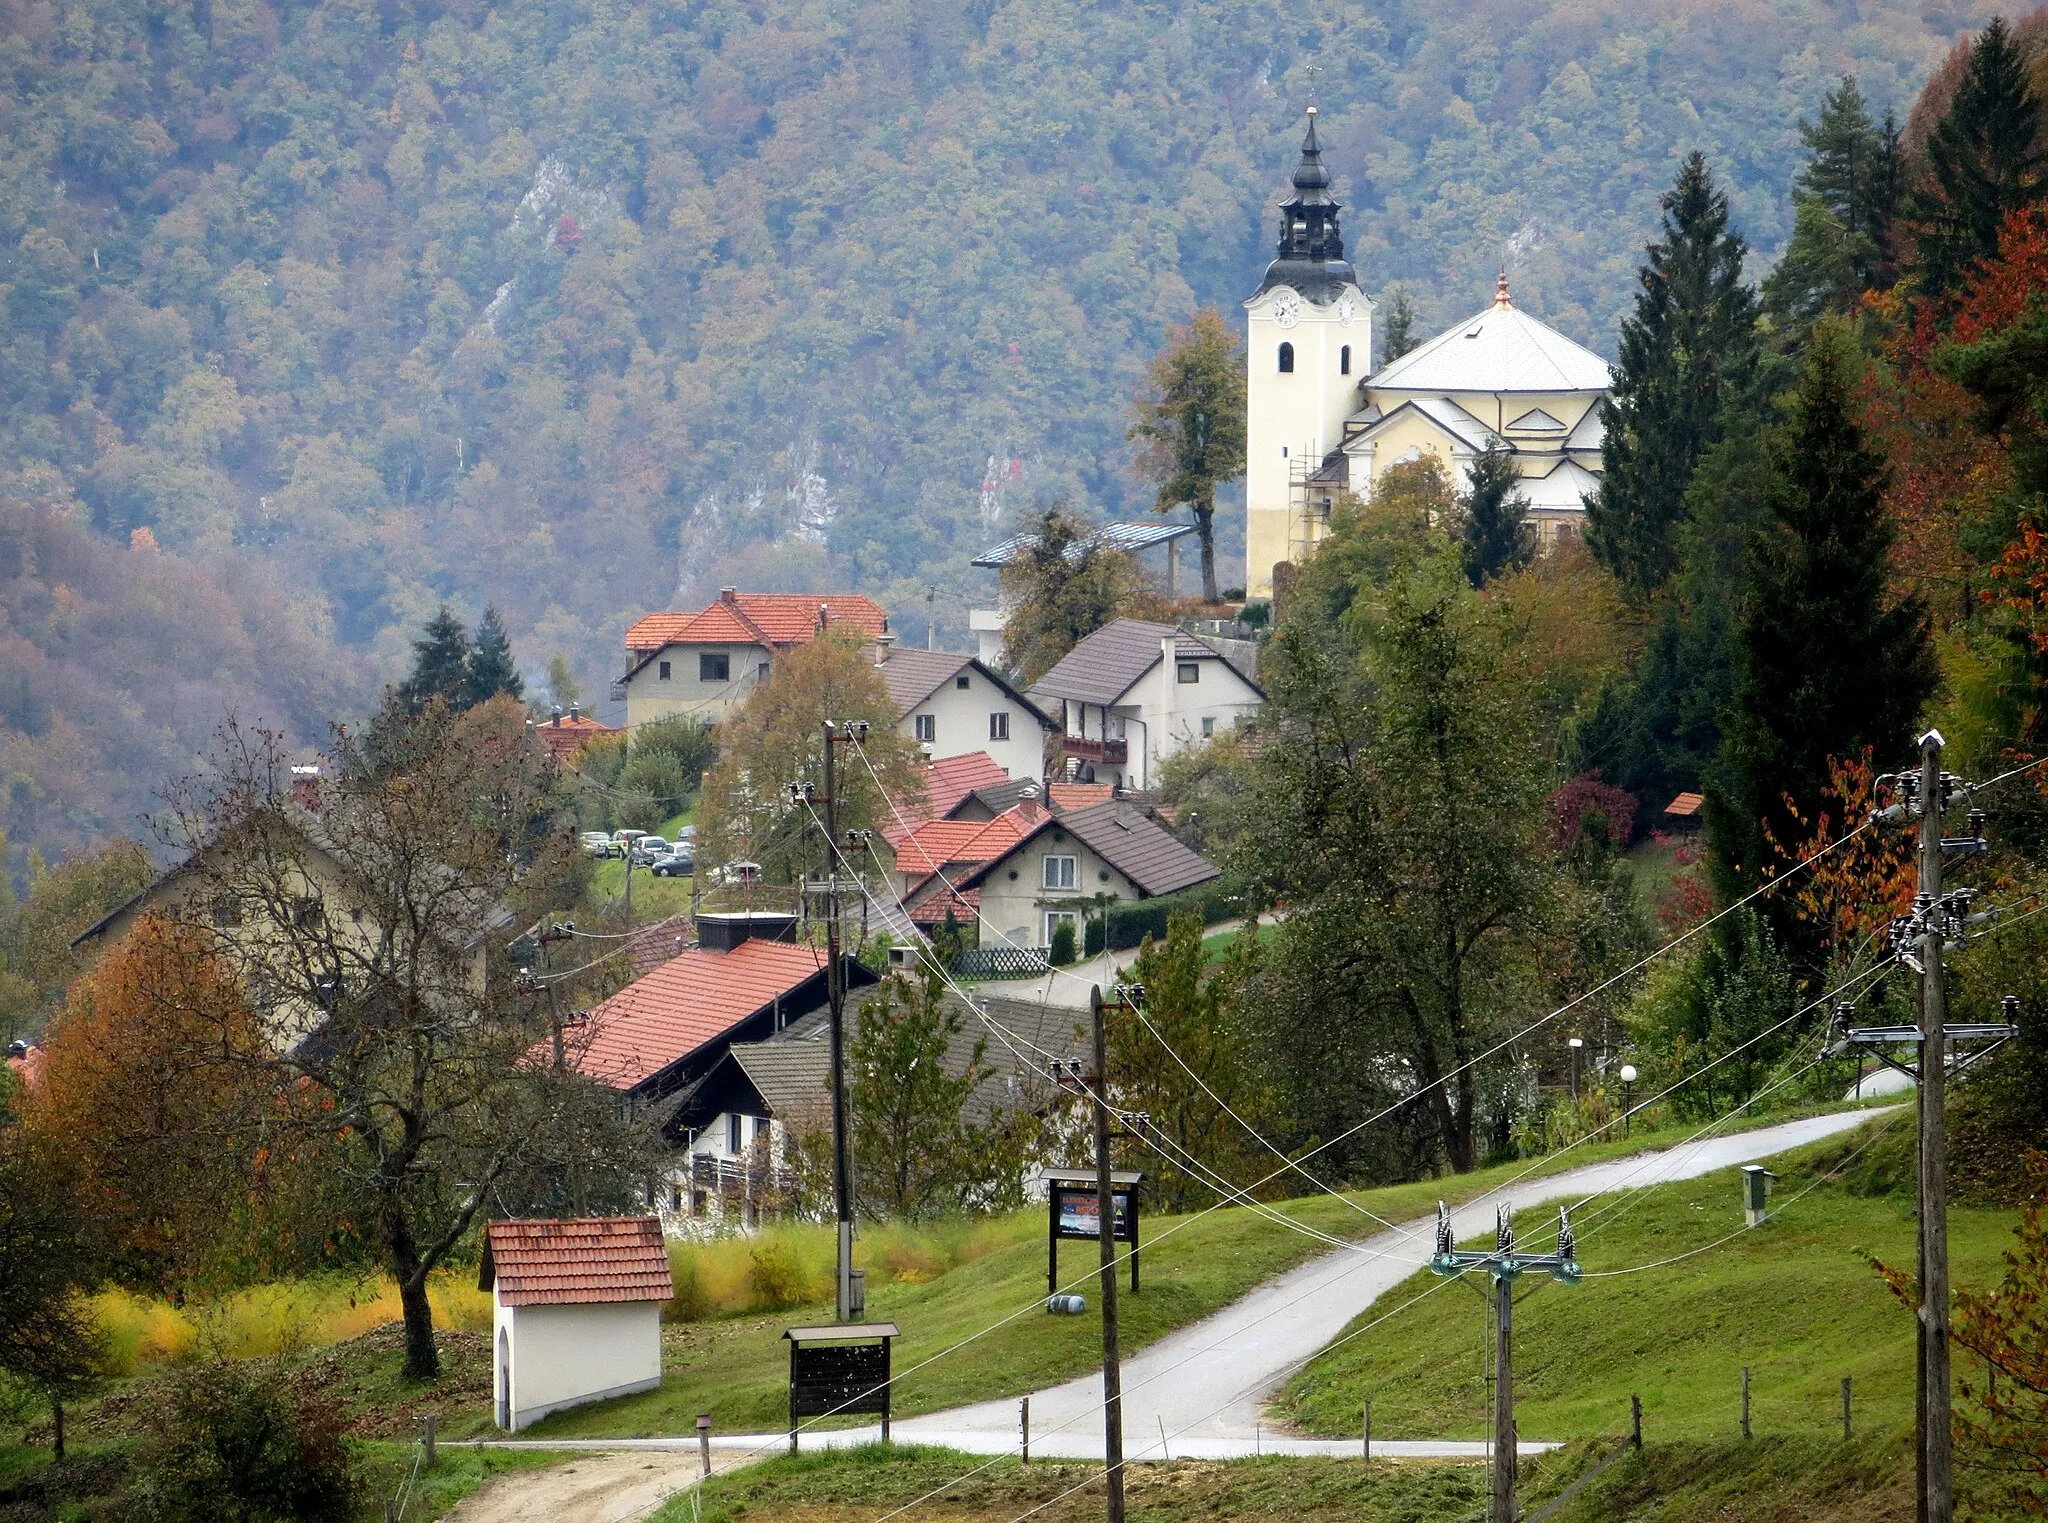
left=622, top=643, right=771, bottom=729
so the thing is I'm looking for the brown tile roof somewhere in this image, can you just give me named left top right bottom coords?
left=570, top=939, right=829, bottom=1092
left=1026, top=618, right=1239, bottom=708
left=535, top=713, right=619, bottom=763
left=1665, top=791, right=1704, bottom=818
left=877, top=648, right=972, bottom=714
left=1048, top=782, right=1114, bottom=811
left=625, top=594, right=888, bottom=654
left=482, top=1217, right=674, bottom=1306
left=1057, top=800, right=1222, bottom=897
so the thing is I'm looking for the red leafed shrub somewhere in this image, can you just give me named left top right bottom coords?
left=1548, top=770, right=1637, bottom=853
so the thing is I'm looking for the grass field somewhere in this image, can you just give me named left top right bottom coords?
left=1277, top=1120, right=2017, bottom=1445
left=496, top=1107, right=1891, bottom=1440
left=651, top=1435, right=1914, bottom=1523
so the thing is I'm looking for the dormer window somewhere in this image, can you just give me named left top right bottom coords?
left=1278, top=342, right=1295, bottom=373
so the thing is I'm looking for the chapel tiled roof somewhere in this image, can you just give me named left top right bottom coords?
left=625, top=594, right=888, bottom=654
left=481, top=1217, right=674, bottom=1307
left=1027, top=619, right=1236, bottom=708
left=1368, top=285, right=1612, bottom=394
left=570, top=939, right=829, bottom=1092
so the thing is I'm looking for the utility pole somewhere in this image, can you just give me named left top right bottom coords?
left=1829, top=731, right=2019, bottom=1523
left=1431, top=1203, right=1581, bottom=1523
left=1089, top=986, right=1126, bottom=1523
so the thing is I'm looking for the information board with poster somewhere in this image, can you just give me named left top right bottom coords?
left=1044, top=1167, right=1144, bottom=1295
left=782, top=1323, right=898, bottom=1452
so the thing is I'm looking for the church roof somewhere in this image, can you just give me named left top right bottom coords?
left=1371, top=277, right=1610, bottom=395
left=1341, top=395, right=1502, bottom=456
left=1253, top=109, right=1357, bottom=302
left=1518, top=457, right=1602, bottom=512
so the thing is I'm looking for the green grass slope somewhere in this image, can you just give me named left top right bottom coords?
left=1280, top=1122, right=2014, bottom=1445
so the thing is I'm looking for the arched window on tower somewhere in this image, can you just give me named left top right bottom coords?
left=1277, top=342, right=1295, bottom=373
left=1340, top=344, right=1352, bottom=375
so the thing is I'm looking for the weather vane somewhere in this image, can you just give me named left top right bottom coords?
left=1303, top=59, right=1323, bottom=108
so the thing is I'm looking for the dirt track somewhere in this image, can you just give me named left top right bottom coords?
left=443, top=1452, right=709, bottom=1523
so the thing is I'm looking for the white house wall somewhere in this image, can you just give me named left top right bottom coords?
left=493, top=1299, right=663, bottom=1430
left=894, top=666, right=1046, bottom=780
left=975, top=829, right=1140, bottom=946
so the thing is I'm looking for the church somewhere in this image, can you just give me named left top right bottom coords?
left=1242, top=110, right=1613, bottom=599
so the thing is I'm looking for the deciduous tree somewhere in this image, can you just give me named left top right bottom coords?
left=997, top=506, right=1148, bottom=685
left=1128, top=308, right=1247, bottom=604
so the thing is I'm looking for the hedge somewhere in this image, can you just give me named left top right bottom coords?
left=1081, top=877, right=1252, bottom=955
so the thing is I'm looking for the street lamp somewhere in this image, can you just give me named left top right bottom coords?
left=1619, top=1064, right=1639, bottom=1138
left=1567, top=1037, right=1585, bottom=1106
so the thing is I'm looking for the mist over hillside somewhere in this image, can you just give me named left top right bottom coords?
left=0, top=0, right=2012, bottom=867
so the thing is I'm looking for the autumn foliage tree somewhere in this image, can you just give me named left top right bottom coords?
left=1128, top=308, right=1247, bottom=604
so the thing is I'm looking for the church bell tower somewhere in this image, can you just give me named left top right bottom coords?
left=1243, top=109, right=1371, bottom=600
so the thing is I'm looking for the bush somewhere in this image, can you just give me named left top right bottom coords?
left=1049, top=921, right=1077, bottom=965
left=1099, top=879, right=1245, bottom=953
left=126, top=1355, right=357, bottom=1522
left=745, top=1236, right=818, bottom=1311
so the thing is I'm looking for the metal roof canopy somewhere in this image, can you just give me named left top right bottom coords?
left=783, top=1322, right=901, bottom=1341
left=1042, top=1168, right=1146, bottom=1186
left=973, top=521, right=1195, bottom=569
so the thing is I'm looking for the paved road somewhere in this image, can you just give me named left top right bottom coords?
left=475, top=1106, right=1889, bottom=1473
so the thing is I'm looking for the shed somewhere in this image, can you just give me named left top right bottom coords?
left=481, top=1217, right=675, bottom=1430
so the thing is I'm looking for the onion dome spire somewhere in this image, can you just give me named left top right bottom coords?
left=1255, top=107, right=1357, bottom=300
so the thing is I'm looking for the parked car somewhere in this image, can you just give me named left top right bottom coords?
left=649, top=848, right=694, bottom=878
left=610, top=829, right=645, bottom=857
left=579, top=831, right=613, bottom=857
left=708, top=859, right=761, bottom=888
left=674, top=824, right=699, bottom=842
left=629, top=836, right=670, bottom=866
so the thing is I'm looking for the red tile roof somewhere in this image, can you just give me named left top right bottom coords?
left=1048, top=782, right=1114, bottom=811
left=535, top=713, right=619, bottom=763
left=483, top=1217, right=674, bottom=1307
left=625, top=594, right=888, bottom=654
left=891, top=810, right=1029, bottom=881
left=883, top=752, right=1014, bottom=847
left=908, top=884, right=981, bottom=925
left=570, top=939, right=828, bottom=1092
left=1665, top=791, right=1704, bottom=818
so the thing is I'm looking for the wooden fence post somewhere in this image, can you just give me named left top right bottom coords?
left=1740, top=1367, right=1751, bottom=1440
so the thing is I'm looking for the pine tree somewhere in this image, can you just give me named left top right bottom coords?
left=1908, top=16, right=2045, bottom=300
left=1587, top=153, right=1760, bottom=599
left=1379, top=287, right=1418, bottom=364
left=1128, top=308, right=1247, bottom=603
left=466, top=605, right=524, bottom=706
left=1458, top=443, right=1534, bottom=588
left=1763, top=77, right=1898, bottom=333
left=1708, top=323, right=1937, bottom=944
left=395, top=606, right=474, bottom=714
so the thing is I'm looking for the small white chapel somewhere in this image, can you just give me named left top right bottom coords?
left=1242, top=110, right=1614, bottom=599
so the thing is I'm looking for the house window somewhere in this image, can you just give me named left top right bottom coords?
left=956, top=674, right=971, bottom=689
left=914, top=713, right=937, bottom=743
left=210, top=897, right=242, bottom=928
left=700, top=652, right=730, bottom=682
left=691, top=1189, right=708, bottom=1219
left=1043, top=854, right=1077, bottom=890
left=757, top=661, right=771, bottom=680
left=1177, top=662, right=1201, bottom=684
left=1202, top=716, right=1216, bottom=737
left=1045, top=910, right=1079, bottom=945
left=1277, top=342, right=1294, bottom=373
left=658, top=660, right=672, bottom=680
left=291, top=896, right=324, bottom=928
left=727, top=1113, right=743, bottom=1153
left=1341, top=344, right=1352, bottom=375
left=989, top=712, right=1010, bottom=742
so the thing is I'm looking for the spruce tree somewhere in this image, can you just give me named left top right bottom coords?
left=1379, top=288, right=1419, bottom=364
left=395, top=606, right=474, bottom=714
left=1458, top=443, right=1534, bottom=588
left=1908, top=16, right=2045, bottom=300
left=1763, top=77, right=1897, bottom=333
left=466, top=606, right=524, bottom=706
left=1708, top=323, right=1937, bottom=948
left=1587, top=153, right=1760, bottom=599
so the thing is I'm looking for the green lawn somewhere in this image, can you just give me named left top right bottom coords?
left=586, top=804, right=700, bottom=915
left=488, top=1107, right=1895, bottom=1441
left=1277, top=1121, right=2017, bottom=1445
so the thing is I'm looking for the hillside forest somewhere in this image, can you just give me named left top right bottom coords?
left=0, top=0, right=2030, bottom=873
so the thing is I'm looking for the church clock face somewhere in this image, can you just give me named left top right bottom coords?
left=1336, top=295, right=1358, bottom=327
left=1268, top=288, right=1302, bottom=328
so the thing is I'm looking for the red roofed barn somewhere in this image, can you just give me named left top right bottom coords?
left=614, top=588, right=890, bottom=728
left=481, top=1216, right=674, bottom=1429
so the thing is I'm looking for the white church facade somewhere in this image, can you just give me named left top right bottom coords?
left=1243, top=111, right=1614, bottom=599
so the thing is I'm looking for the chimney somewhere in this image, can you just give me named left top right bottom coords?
left=817, top=603, right=830, bottom=630
left=289, top=764, right=322, bottom=811
left=693, top=910, right=799, bottom=954
left=874, top=632, right=896, bottom=665
left=550, top=705, right=564, bottom=727
left=719, top=587, right=739, bottom=604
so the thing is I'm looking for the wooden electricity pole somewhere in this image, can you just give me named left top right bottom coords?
left=1090, top=986, right=1126, bottom=1523
left=1916, top=730, right=1953, bottom=1523
left=1494, top=1270, right=1516, bottom=1523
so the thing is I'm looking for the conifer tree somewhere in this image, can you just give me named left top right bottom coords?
left=1908, top=16, right=2045, bottom=300
left=394, top=606, right=474, bottom=715
left=1458, top=443, right=1534, bottom=588
left=1764, top=77, right=1901, bottom=333
left=1708, top=324, right=1936, bottom=939
left=1587, top=153, right=1760, bottom=599
left=1379, top=288, right=1419, bottom=364
left=466, top=606, right=524, bottom=707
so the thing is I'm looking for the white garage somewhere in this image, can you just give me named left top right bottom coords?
left=482, top=1216, right=675, bottom=1431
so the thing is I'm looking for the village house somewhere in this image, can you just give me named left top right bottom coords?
left=481, top=1216, right=673, bottom=1430
left=874, top=645, right=1056, bottom=780
left=1028, top=619, right=1264, bottom=791
left=558, top=910, right=876, bottom=1231
left=530, top=707, right=618, bottom=764
left=613, top=589, right=890, bottom=728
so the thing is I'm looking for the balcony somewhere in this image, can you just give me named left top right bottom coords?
left=1063, top=735, right=1128, bottom=764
